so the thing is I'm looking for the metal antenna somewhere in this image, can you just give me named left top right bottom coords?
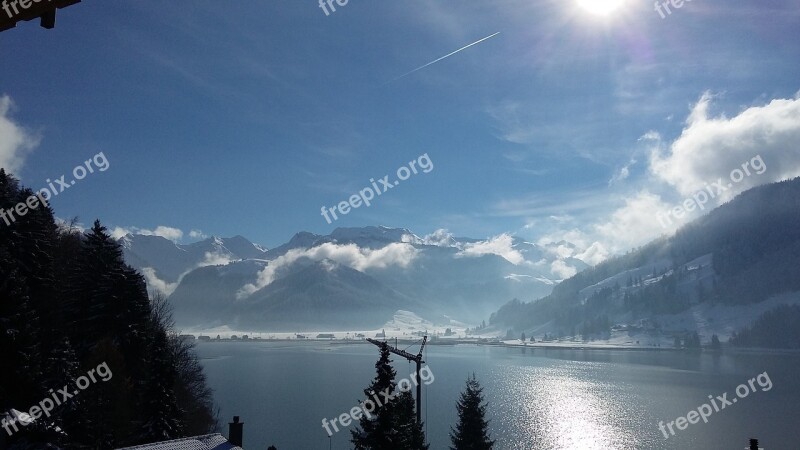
left=366, top=335, right=428, bottom=424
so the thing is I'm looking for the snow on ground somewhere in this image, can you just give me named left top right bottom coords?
left=179, top=310, right=468, bottom=340
left=179, top=291, right=800, bottom=349
left=499, top=291, right=800, bottom=349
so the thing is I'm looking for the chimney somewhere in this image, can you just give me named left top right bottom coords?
left=228, top=416, right=244, bottom=447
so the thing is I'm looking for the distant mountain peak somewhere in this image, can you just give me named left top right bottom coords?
left=119, top=233, right=267, bottom=284
left=121, top=224, right=588, bottom=330
left=330, top=225, right=414, bottom=240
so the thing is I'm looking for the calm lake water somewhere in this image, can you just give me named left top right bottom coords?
left=195, top=342, right=800, bottom=449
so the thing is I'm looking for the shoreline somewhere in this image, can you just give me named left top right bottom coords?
left=184, top=336, right=800, bottom=354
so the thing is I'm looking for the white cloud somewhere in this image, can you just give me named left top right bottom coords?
left=608, top=159, right=636, bottom=186
left=523, top=91, right=800, bottom=269
left=650, top=91, right=800, bottom=201
left=149, top=226, right=184, bottom=241
left=420, top=229, right=456, bottom=247
left=237, top=242, right=418, bottom=298
left=593, top=191, right=672, bottom=253
left=110, top=226, right=133, bottom=240
left=141, top=267, right=180, bottom=297
left=574, top=242, right=610, bottom=266
left=486, top=101, right=538, bottom=145
left=189, top=229, right=207, bottom=239
left=457, top=234, right=525, bottom=265
left=109, top=225, right=184, bottom=242
left=143, top=250, right=235, bottom=297
left=549, top=243, right=575, bottom=259
left=202, top=250, right=233, bottom=266
left=639, top=130, right=661, bottom=141
left=550, top=260, right=577, bottom=279
left=537, top=228, right=590, bottom=255
left=0, top=95, right=39, bottom=174
left=535, top=191, right=670, bottom=266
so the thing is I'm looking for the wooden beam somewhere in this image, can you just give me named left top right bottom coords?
left=0, top=0, right=81, bottom=32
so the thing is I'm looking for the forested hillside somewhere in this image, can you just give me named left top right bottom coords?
left=0, top=169, right=217, bottom=449
left=490, top=178, right=800, bottom=336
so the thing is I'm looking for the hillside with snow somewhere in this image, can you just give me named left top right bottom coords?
left=121, top=226, right=586, bottom=331
left=490, top=178, right=800, bottom=345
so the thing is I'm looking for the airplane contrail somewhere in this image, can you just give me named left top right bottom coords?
left=385, top=32, right=501, bottom=85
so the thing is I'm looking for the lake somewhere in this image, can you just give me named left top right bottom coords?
left=195, top=342, right=800, bottom=449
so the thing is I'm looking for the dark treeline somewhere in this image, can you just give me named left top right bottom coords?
left=490, top=178, right=800, bottom=334
left=0, top=169, right=217, bottom=449
left=730, top=304, right=800, bottom=348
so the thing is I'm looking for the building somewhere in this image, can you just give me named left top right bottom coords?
left=116, top=417, right=246, bottom=450
left=116, top=433, right=243, bottom=450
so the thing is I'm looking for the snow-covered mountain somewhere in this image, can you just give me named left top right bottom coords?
left=490, top=178, right=800, bottom=343
left=119, top=234, right=268, bottom=285
left=120, top=226, right=586, bottom=331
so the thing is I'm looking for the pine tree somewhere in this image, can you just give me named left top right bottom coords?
left=352, top=343, right=398, bottom=449
left=450, top=374, right=494, bottom=450
left=154, top=293, right=218, bottom=435
left=139, top=326, right=184, bottom=442
left=0, top=171, right=217, bottom=448
left=0, top=172, right=76, bottom=448
left=0, top=254, right=43, bottom=410
left=64, top=220, right=150, bottom=368
left=392, top=391, right=429, bottom=450
left=710, top=334, right=721, bottom=349
left=351, top=342, right=428, bottom=449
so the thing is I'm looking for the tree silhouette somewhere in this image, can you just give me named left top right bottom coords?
left=351, top=342, right=427, bottom=449
left=450, top=374, right=494, bottom=450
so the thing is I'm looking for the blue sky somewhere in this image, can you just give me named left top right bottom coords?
left=1, top=0, right=799, bottom=263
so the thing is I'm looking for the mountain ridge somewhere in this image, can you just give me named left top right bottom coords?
left=120, top=226, right=577, bottom=330
left=489, top=177, right=800, bottom=343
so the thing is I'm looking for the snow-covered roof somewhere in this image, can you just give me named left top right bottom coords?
left=115, top=433, right=242, bottom=450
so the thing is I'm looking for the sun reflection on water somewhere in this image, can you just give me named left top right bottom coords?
left=490, top=362, right=641, bottom=449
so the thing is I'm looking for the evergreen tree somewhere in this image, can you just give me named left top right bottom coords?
left=0, top=171, right=217, bottom=448
left=710, top=334, right=721, bottom=349
left=392, top=391, right=428, bottom=450
left=352, top=342, right=427, bottom=449
left=0, top=254, right=42, bottom=411
left=352, top=343, right=398, bottom=449
left=686, top=332, right=701, bottom=349
left=154, top=293, right=218, bottom=435
left=64, top=221, right=150, bottom=362
left=139, top=326, right=184, bottom=442
left=450, top=374, right=494, bottom=450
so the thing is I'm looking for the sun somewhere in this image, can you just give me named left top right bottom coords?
left=576, top=0, right=626, bottom=16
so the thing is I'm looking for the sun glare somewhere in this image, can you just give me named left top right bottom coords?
left=577, top=0, right=626, bottom=16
